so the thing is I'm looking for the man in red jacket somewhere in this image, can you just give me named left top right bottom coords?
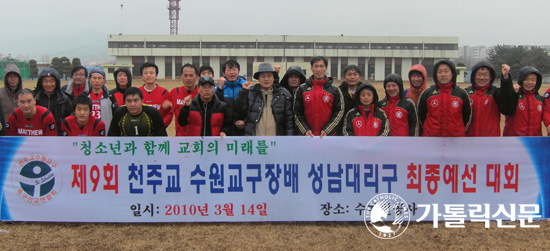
left=61, top=95, right=105, bottom=136
left=417, top=60, right=472, bottom=137
left=465, top=63, right=513, bottom=136
left=294, top=56, right=344, bottom=137
left=138, top=62, right=172, bottom=128
left=6, top=89, right=57, bottom=136
left=378, top=73, right=418, bottom=136
left=169, top=64, right=199, bottom=136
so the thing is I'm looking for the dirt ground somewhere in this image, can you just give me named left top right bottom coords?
left=2, top=78, right=548, bottom=250
left=1, top=221, right=549, bottom=250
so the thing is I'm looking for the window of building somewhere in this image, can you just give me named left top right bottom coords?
left=165, top=57, right=173, bottom=79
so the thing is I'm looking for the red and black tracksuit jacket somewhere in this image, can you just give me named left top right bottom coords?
left=178, top=95, right=231, bottom=136
left=170, top=86, right=199, bottom=136
left=294, top=77, right=344, bottom=136
left=379, top=96, right=418, bottom=136
left=504, top=90, right=544, bottom=136
left=343, top=104, right=389, bottom=136
left=417, top=82, right=472, bottom=137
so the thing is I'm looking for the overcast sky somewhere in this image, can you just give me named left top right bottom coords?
left=2, top=0, right=550, bottom=62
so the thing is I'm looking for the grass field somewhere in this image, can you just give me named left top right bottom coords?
left=2, top=78, right=549, bottom=250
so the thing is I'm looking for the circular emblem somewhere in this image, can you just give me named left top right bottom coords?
left=323, top=95, right=330, bottom=103
left=355, top=121, right=363, bottom=128
left=373, top=121, right=380, bottom=129
left=538, top=104, right=543, bottom=112
left=484, top=99, right=489, bottom=105
left=305, top=95, right=311, bottom=102
left=395, top=111, right=403, bottom=119
left=519, top=103, right=525, bottom=110
left=430, top=99, right=438, bottom=108
left=11, top=154, right=62, bottom=204
left=451, top=100, right=459, bottom=108
left=364, top=193, right=410, bottom=239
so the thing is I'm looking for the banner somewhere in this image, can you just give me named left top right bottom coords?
left=0, top=136, right=548, bottom=222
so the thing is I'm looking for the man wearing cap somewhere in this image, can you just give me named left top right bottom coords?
left=62, top=66, right=89, bottom=100
left=110, top=67, right=132, bottom=106
left=1, top=63, right=23, bottom=123
left=170, top=64, right=199, bottom=136
left=34, top=68, right=72, bottom=135
left=108, top=87, right=167, bottom=136
left=84, top=68, right=118, bottom=134
left=7, top=88, right=57, bottom=136
left=178, top=77, right=231, bottom=137
left=294, top=56, right=345, bottom=137
left=234, top=63, right=294, bottom=136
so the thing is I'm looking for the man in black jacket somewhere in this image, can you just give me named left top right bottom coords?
left=234, top=63, right=294, bottom=136
left=34, top=68, right=72, bottom=135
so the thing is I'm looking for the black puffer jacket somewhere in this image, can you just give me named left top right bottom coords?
left=234, top=84, right=294, bottom=136
left=34, top=68, right=72, bottom=135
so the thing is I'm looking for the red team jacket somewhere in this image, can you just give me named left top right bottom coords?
left=378, top=74, right=418, bottom=136
left=61, top=115, right=106, bottom=136
left=503, top=66, right=544, bottom=136
left=464, top=62, right=514, bottom=137
left=343, top=104, right=389, bottom=136
left=6, top=105, right=57, bottom=136
left=418, top=82, right=472, bottom=137
left=139, top=85, right=172, bottom=128
left=543, top=87, right=550, bottom=135
left=178, top=95, right=230, bottom=136
left=504, top=91, right=544, bottom=136
left=170, top=86, right=199, bottom=136
left=294, top=77, right=344, bottom=136
left=379, top=96, right=418, bottom=136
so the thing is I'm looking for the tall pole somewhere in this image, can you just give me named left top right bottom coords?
left=168, top=0, right=181, bottom=35
left=120, top=1, right=124, bottom=35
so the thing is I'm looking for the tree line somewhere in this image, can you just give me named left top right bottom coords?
left=487, top=45, right=550, bottom=78
left=29, top=57, right=82, bottom=80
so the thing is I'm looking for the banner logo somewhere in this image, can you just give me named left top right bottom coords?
left=364, top=193, right=410, bottom=239
left=11, top=154, right=62, bottom=204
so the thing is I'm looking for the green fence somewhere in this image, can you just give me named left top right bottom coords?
left=0, top=61, right=31, bottom=80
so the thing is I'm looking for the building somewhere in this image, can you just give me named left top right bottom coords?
left=107, top=34, right=458, bottom=81
left=457, top=46, right=489, bottom=68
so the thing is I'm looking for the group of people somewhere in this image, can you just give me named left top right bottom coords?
left=0, top=56, right=548, bottom=137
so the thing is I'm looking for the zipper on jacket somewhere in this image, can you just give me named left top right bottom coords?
left=203, top=101, right=208, bottom=137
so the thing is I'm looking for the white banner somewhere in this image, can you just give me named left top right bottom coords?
left=0, top=136, right=547, bottom=222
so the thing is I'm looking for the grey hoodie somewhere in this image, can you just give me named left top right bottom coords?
left=0, top=63, right=22, bottom=122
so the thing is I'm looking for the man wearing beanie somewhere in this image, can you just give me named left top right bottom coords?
left=34, top=68, right=72, bottom=135
left=84, top=68, right=118, bottom=134
left=62, top=66, right=89, bottom=100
